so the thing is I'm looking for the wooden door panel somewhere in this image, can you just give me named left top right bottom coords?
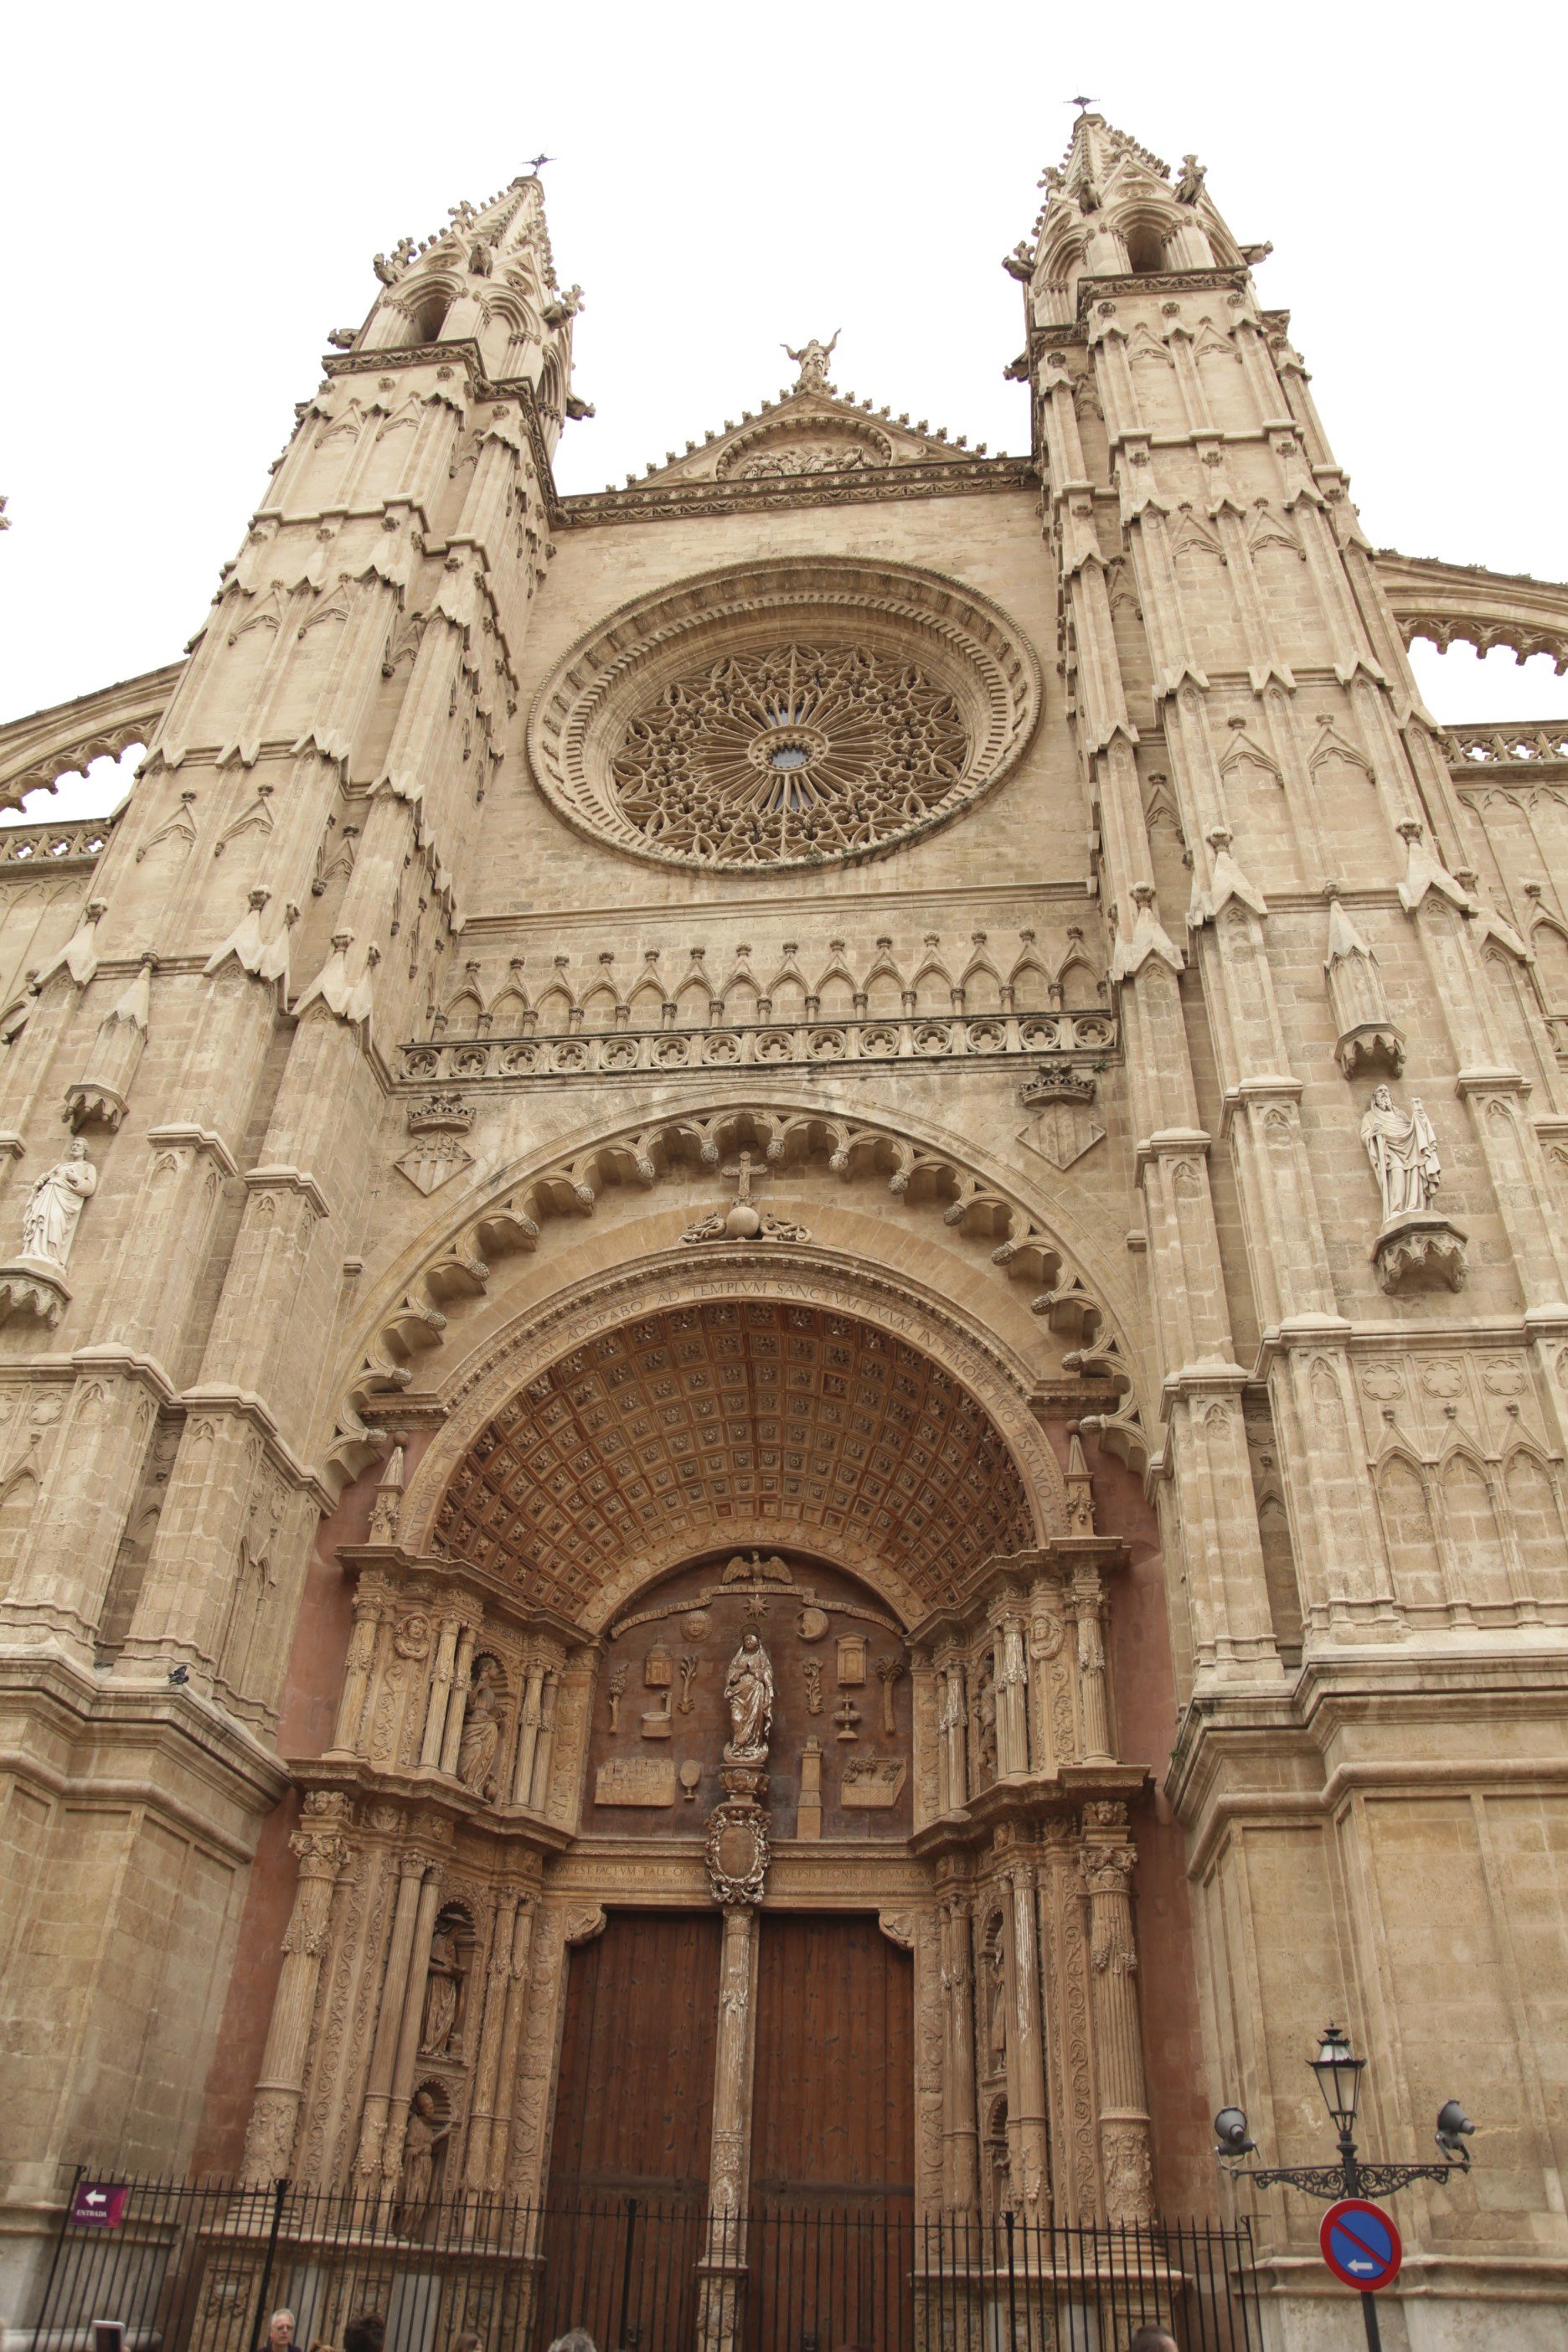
left=750, top=1911, right=915, bottom=2203
left=549, top=1907, right=722, bottom=2194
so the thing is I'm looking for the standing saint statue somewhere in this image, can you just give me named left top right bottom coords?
left=723, top=1630, right=775, bottom=1763
left=456, top=1658, right=501, bottom=1799
left=18, top=1137, right=95, bottom=1268
left=393, top=2085, right=451, bottom=2236
left=419, top=1926, right=462, bottom=2056
left=1360, top=1084, right=1442, bottom=1224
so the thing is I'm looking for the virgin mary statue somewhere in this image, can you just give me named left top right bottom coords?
left=723, top=1631, right=774, bottom=1763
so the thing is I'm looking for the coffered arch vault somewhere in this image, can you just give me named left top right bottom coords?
left=426, top=1297, right=1034, bottom=1623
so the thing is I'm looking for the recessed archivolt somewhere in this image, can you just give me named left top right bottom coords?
left=335, top=1101, right=1142, bottom=1478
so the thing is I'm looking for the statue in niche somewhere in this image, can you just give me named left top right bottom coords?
left=394, top=2085, right=451, bottom=2236
left=18, top=1137, right=95, bottom=1268
left=420, top=1925, right=462, bottom=2056
left=1360, top=1085, right=1442, bottom=1224
left=723, top=1630, right=775, bottom=1763
left=456, top=1658, right=502, bottom=1798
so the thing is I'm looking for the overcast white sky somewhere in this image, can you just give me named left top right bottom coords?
left=3, top=0, right=1565, bottom=819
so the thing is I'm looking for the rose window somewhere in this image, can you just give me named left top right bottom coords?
left=526, top=557, right=1041, bottom=874
left=609, top=642, right=969, bottom=866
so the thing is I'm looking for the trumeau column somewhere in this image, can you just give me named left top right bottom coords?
left=241, top=1793, right=353, bottom=2181
left=699, top=1904, right=761, bottom=2352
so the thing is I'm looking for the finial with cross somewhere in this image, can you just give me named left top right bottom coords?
left=680, top=1147, right=812, bottom=1246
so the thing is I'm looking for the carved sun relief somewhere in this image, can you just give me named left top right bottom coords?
left=526, top=556, right=1041, bottom=874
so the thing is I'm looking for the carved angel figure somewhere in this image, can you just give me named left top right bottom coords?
left=19, top=1138, right=95, bottom=1268
left=1360, top=1085, right=1441, bottom=1224
left=723, top=1630, right=774, bottom=1762
left=782, top=331, right=839, bottom=393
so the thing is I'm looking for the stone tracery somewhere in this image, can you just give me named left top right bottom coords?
left=611, top=640, right=969, bottom=867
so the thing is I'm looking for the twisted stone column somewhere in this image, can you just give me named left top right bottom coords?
left=1081, top=1806, right=1154, bottom=2224
left=240, top=1795, right=351, bottom=2180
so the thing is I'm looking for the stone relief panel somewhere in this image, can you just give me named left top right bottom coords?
left=585, top=1551, right=911, bottom=1841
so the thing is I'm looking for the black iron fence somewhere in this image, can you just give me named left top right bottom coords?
left=30, top=2175, right=1260, bottom=2352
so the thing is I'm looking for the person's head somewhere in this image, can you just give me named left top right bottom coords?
left=450, top=2335, right=483, bottom=2352
left=266, top=2316, right=295, bottom=2351
left=1128, top=2328, right=1178, bottom=2352
left=343, top=2315, right=385, bottom=2352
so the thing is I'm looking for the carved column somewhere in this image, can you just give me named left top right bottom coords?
left=355, top=1850, right=431, bottom=2179
left=937, top=1652, right=967, bottom=1809
left=995, top=1613, right=1030, bottom=1776
left=240, top=1796, right=351, bottom=2180
left=512, top=1653, right=545, bottom=1804
left=420, top=1615, right=462, bottom=1767
left=1080, top=1807, right=1154, bottom=2225
left=485, top=1897, right=537, bottom=2193
left=530, top=1666, right=560, bottom=1808
left=382, top=1865, right=446, bottom=2186
left=440, top=1622, right=477, bottom=1775
left=941, top=1897, right=979, bottom=2210
left=329, top=1585, right=384, bottom=1756
left=699, top=1903, right=760, bottom=2352
left=465, top=1890, right=518, bottom=2192
left=1071, top=1572, right=1112, bottom=1762
left=1005, top=1862, right=1051, bottom=2220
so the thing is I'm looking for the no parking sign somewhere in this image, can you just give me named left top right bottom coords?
left=1320, top=2199, right=1402, bottom=2293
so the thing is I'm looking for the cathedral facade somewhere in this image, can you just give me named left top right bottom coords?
left=3, top=111, right=1567, bottom=2348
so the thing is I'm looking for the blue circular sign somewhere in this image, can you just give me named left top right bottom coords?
left=1320, top=2199, right=1402, bottom=2292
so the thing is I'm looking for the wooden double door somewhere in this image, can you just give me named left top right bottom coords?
left=545, top=1909, right=914, bottom=2348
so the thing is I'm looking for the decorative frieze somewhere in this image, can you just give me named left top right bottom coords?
left=400, top=1007, right=1116, bottom=1086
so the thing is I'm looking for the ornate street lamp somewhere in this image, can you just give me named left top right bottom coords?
left=1215, top=2022, right=1473, bottom=2351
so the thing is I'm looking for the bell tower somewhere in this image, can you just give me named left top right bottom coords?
left=1020, top=111, right=1568, bottom=2334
